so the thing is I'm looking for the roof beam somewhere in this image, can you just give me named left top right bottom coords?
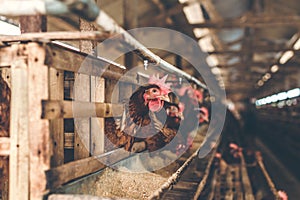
left=207, top=48, right=298, bottom=55
left=139, top=3, right=184, bottom=27
left=192, top=15, right=300, bottom=28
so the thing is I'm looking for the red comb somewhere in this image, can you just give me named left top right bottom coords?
left=148, top=74, right=171, bottom=95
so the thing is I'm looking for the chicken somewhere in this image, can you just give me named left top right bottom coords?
left=141, top=91, right=182, bottom=153
left=106, top=74, right=182, bottom=153
left=176, top=86, right=203, bottom=150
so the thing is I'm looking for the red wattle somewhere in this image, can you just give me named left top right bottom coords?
left=149, top=100, right=163, bottom=112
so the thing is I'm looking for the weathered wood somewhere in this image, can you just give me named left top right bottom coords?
left=48, top=194, right=125, bottom=200
left=49, top=68, right=64, bottom=167
left=64, top=132, right=74, bottom=149
left=41, top=100, right=124, bottom=119
left=91, top=76, right=105, bottom=155
left=9, top=44, right=30, bottom=200
left=27, top=43, right=51, bottom=200
left=20, top=15, right=47, bottom=33
left=0, top=137, right=10, bottom=156
left=192, top=15, right=300, bottom=28
left=48, top=43, right=138, bottom=84
left=74, top=73, right=91, bottom=159
left=1, top=69, right=11, bottom=88
left=140, top=3, right=184, bottom=27
left=0, top=31, right=111, bottom=43
left=0, top=46, right=15, bottom=67
left=46, top=149, right=130, bottom=189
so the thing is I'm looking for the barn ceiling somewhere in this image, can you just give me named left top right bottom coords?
left=28, top=0, right=300, bottom=104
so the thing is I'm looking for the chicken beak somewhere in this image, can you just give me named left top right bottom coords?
left=160, top=94, right=170, bottom=102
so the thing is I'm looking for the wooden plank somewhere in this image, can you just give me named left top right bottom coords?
left=64, top=132, right=74, bottom=149
left=20, top=15, right=46, bottom=33
left=9, top=44, right=30, bottom=200
left=47, top=44, right=139, bottom=85
left=48, top=194, right=124, bottom=200
left=0, top=137, right=10, bottom=156
left=49, top=68, right=64, bottom=167
left=27, top=42, right=51, bottom=200
left=45, top=149, right=130, bottom=189
left=74, top=73, right=91, bottom=159
left=73, top=17, right=96, bottom=160
left=1, top=68, right=11, bottom=88
left=91, top=76, right=105, bottom=155
left=0, top=31, right=111, bottom=43
left=0, top=46, right=15, bottom=67
left=41, top=100, right=124, bottom=119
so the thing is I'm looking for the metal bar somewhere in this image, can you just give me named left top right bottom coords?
left=0, top=1, right=207, bottom=88
left=50, top=41, right=126, bottom=70
left=0, top=0, right=99, bottom=21
left=149, top=149, right=200, bottom=199
left=256, top=152, right=281, bottom=199
left=94, top=10, right=207, bottom=89
left=193, top=148, right=217, bottom=199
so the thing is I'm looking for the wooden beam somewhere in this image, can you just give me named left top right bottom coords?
left=45, top=149, right=131, bottom=189
left=27, top=43, right=51, bottom=200
left=207, top=48, right=299, bottom=55
left=48, top=43, right=138, bottom=84
left=9, top=44, right=30, bottom=200
left=42, top=100, right=124, bottom=119
left=49, top=68, right=64, bottom=167
left=192, top=15, right=300, bottom=28
left=139, top=3, right=184, bottom=27
left=20, top=15, right=46, bottom=33
left=0, top=31, right=112, bottom=43
left=0, top=137, right=10, bottom=156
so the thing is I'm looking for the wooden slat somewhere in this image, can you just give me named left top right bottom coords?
left=9, top=44, right=30, bottom=200
left=91, top=76, right=105, bottom=155
left=48, top=43, right=138, bottom=84
left=48, top=194, right=124, bottom=200
left=45, top=149, right=131, bottom=189
left=0, top=46, right=15, bottom=67
left=27, top=42, right=51, bottom=200
left=49, top=68, right=64, bottom=167
left=0, top=137, right=10, bottom=156
left=0, top=31, right=111, bottom=43
left=64, top=133, right=74, bottom=149
left=74, top=73, right=91, bottom=159
left=41, top=100, right=124, bottom=119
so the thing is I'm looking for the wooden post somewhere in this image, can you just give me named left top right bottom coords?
left=49, top=68, right=64, bottom=167
left=74, top=72, right=91, bottom=159
left=74, top=12, right=106, bottom=158
left=28, top=43, right=51, bottom=200
left=91, top=77, right=105, bottom=155
left=10, top=43, right=50, bottom=200
left=9, top=44, right=30, bottom=200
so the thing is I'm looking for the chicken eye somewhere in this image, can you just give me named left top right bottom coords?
left=152, top=88, right=159, bottom=93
